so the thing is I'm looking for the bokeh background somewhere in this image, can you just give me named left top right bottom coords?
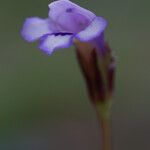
left=0, top=0, right=150, bottom=149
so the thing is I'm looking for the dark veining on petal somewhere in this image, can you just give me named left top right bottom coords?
left=40, top=33, right=73, bottom=42
left=53, top=32, right=73, bottom=36
left=66, top=8, right=74, bottom=13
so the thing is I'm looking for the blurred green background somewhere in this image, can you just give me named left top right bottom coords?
left=0, top=0, right=150, bottom=149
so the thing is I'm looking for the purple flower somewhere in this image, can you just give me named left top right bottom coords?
left=21, top=0, right=107, bottom=55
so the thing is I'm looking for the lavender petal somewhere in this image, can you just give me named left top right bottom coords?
left=39, top=33, right=74, bottom=54
left=75, top=17, right=108, bottom=42
left=21, top=17, right=53, bottom=42
left=48, top=0, right=96, bottom=24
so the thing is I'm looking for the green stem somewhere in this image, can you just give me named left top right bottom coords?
left=96, top=101, right=112, bottom=150
left=100, top=116, right=111, bottom=150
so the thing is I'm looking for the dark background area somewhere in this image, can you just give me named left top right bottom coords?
left=0, top=0, right=150, bottom=149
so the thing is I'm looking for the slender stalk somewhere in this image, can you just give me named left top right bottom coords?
left=95, top=102, right=112, bottom=150
left=100, top=116, right=111, bottom=150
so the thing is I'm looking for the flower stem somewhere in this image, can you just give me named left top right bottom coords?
left=95, top=101, right=112, bottom=150
left=100, top=116, right=111, bottom=150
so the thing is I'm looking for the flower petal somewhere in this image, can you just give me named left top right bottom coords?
left=39, top=33, right=74, bottom=54
left=53, top=11, right=91, bottom=33
left=75, top=17, right=108, bottom=42
left=49, top=0, right=95, bottom=23
left=21, top=17, right=55, bottom=42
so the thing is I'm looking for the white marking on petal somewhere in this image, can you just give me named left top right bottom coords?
left=39, top=34, right=73, bottom=54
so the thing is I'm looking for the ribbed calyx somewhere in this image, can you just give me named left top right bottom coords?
left=75, top=41, right=115, bottom=105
